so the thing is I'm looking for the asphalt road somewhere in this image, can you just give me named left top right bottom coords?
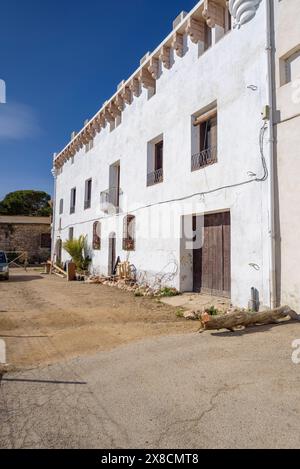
left=1, top=322, right=300, bottom=449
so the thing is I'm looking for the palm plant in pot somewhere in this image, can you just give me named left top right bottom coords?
left=63, top=235, right=91, bottom=276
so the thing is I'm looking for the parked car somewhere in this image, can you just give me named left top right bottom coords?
left=0, top=251, right=9, bottom=280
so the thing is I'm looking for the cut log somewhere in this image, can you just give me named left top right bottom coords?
left=200, top=306, right=300, bottom=332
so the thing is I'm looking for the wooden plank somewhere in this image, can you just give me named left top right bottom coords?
left=53, top=272, right=65, bottom=279
left=53, top=263, right=67, bottom=276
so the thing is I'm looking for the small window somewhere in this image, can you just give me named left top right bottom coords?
left=59, top=218, right=62, bottom=231
left=281, top=48, right=300, bottom=85
left=59, top=198, right=63, bottom=215
left=123, top=215, right=135, bottom=251
left=41, top=233, right=51, bottom=249
left=70, top=188, right=76, bottom=214
left=93, top=221, right=101, bottom=250
left=147, top=137, right=164, bottom=187
left=192, top=107, right=217, bottom=171
left=69, top=227, right=74, bottom=241
left=84, top=178, right=92, bottom=210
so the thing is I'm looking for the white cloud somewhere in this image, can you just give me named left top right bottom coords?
left=0, top=102, right=41, bottom=140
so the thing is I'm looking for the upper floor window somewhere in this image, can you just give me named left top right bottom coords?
left=84, top=178, right=92, bottom=210
left=191, top=106, right=217, bottom=171
left=280, top=48, right=300, bottom=85
left=123, top=215, right=135, bottom=251
left=69, top=227, right=74, bottom=241
left=70, top=187, right=76, bottom=214
left=93, top=221, right=101, bottom=250
left=59, top=198, right=63, bottom=215
left=147, top=136, right=164, bottom=187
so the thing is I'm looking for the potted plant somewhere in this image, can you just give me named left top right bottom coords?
left=63, top=235, right=91, bottom=278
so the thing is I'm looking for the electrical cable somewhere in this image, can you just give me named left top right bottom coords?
left=58, top=122, right=269, bottom=232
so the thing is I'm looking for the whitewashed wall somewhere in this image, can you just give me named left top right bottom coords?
left=53, top=4, right=272, bottom=308
left=274, top=0, right=300, bottom=312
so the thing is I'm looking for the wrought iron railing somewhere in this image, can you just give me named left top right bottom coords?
left=147, top=168, right=163, bottom=187
left=191, top=146, right=217, bottom=171
left=100, top=187, right=121, bottom=212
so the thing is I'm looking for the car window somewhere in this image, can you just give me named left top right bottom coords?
left=0, top=252, right=7, bottom=263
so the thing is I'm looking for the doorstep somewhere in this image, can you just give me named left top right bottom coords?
left=160, top=293, right=231, bottom=312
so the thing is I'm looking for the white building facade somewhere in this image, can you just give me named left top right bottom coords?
left=52, top=0, right=276, bottom=309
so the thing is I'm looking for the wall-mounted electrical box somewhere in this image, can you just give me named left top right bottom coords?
left=261, top=105, right=270, bottom=120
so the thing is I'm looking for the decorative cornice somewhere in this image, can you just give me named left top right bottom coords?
left=159, top=46, right=171, bottom=70
left=121, top=86, right=133, bottom=105
left=148, top=57, right=160, bottom=79
left=53, top=0, right=230, bottom=170
left=129, top=77, right=140, bottom=97
left=171, top=32, right=184, bottom=57
left=138, top=68, right=156, bottom=89
left=203, top=0, right=225, bottom=28
left=185, top=17, right=206, bottom=44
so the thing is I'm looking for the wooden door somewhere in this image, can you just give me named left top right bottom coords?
left=193, top=212, right=231, bottom=297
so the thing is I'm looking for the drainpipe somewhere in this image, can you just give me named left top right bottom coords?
left=51, top=155, right=57, bottom=262
left=265, top=0, right=277, bottom=309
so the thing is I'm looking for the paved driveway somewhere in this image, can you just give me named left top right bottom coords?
left=1, top=321, right=300, bottom=449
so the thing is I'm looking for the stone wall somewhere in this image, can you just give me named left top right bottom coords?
left=0, top=223, right=51, bottom=263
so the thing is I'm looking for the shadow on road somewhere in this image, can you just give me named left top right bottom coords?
left=2, top=378, right=87, bottom=385
left=4, top=275, right=43, bottom=283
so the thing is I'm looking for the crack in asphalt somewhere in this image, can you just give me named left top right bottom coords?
left=155, top=382, right=253, bottom=448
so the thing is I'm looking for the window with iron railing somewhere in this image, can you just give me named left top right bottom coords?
left=100, top=187, right=122, bottom=213
left=192, top=108, right=217, bottom=171
left=147, top=138, right=164, bottom=187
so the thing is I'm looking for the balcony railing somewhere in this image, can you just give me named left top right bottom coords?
left=191, top=146, right=217, bottom=172
left=147, top=168, right=163, bottom=187
left=100, top=187, right=121, bottom=213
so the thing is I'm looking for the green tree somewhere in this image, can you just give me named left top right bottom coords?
left=0, top=190, right=52, bottom=216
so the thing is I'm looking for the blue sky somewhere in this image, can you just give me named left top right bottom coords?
left=0, top=0, right=197, bottom=200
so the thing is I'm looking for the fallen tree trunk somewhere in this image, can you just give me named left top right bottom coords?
left=200, top=306, right=299, bottom=332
